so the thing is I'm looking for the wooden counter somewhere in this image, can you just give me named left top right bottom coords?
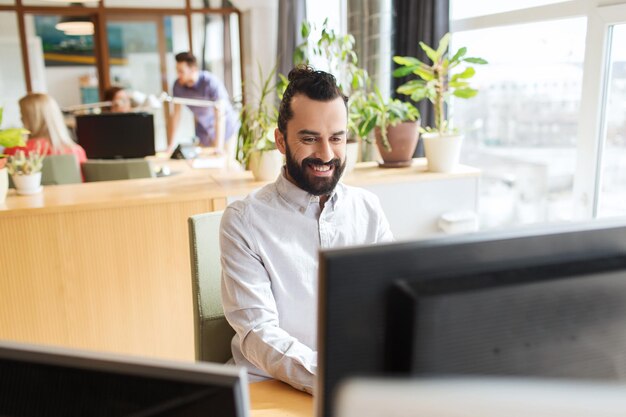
left=0, top=159, right=479, bottom=361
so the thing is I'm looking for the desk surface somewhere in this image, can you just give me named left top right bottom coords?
left=0, top=158, right=479, bottom=216
left=249, top=380, right=313, bottom=417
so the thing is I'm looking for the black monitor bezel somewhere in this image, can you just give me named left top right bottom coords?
left=0, top=340, right=249, bottom=417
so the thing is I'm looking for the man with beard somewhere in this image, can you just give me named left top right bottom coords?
left=219, top=66, right=393, bottom=393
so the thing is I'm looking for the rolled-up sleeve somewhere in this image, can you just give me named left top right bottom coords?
left=220, top=205, right=317, bottom=393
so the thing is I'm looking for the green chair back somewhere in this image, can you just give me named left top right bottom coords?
left=82, top=159, right=154, bottom=182
left=188, top=211, right=235, bottom=363
left=41, top=154, right=82, bottom=185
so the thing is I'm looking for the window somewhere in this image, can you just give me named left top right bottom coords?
left=450, top=1, right=626, bottom=229
left=451, top=18, right=586, bottom=228
left=598, top=22, right=626, bottom=217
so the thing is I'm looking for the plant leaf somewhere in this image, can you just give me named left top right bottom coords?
left=450, top=46, right=467, bottom=64
left=301, top=21, right=311, bottom=39
left=464, top=57, right=488, bottom=64
left=393, top=56, right=423, bottom=66
left=392, top=65, right=420, bottom=78
left=419, top=41, right=439, bottom=63
left=453, top=88, right=478, bottom=99
left=435, top=33, right=451, bottom=58
left=450, top=66, right=475, bottom=81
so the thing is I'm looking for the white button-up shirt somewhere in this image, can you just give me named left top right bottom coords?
left=220, top=170, right=393, bottom=393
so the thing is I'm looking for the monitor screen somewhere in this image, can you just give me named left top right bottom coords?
left=317, top=219, right=626, bottom=417
left=76, top=112, right=156, bottom=159
left=0, top=341, right=249, bottom=417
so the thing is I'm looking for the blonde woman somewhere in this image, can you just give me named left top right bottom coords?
left=4, top=93, right=87, bottom=164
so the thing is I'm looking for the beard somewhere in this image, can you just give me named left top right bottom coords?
left=284, top=141, right=346, bottom=196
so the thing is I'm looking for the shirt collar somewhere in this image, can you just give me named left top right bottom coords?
left=275, top=167, right=342, bottom=212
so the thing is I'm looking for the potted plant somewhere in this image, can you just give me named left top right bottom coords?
left=6, top=148, right=46, bottom=195
left=0, top=107, right=28, bottom=203
left=236, top=64, right=284, bottom=181
left=393, top=32, right=487, bottom=172
left=295, top=19, right=370, bottom=172
left=355, top=87, right=420, bottom=167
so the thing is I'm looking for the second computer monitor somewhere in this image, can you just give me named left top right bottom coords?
left=317, top=219, right=626, bottom=417
left=0, top=341, right=249, bottom=416
left=75, top=112, right=156, bottom=159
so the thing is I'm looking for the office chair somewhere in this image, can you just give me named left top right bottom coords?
left=7, top=154, right=82, bottom=188
left=82, top=159, right=154, bottom=182
left=188, top=211, right=235, bottom=363
left=41, top=154, right=82, bottom=185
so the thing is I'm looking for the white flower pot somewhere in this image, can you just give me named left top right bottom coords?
left=12, top=172, right=42, bottom=195
left=344, top=140, right=360, bottom=174
left=0, top=167, right=8, bottom=204
left=421, top=133, right=464, bottom=173
left=249, top=149, right=284, bottom=181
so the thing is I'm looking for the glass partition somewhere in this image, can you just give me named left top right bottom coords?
left=24, top=14, right=99, bottom=108
left=191, top=12, right=242, bottom=103
left=0, top=11, right=27, bottom=130
left=108, top=15, right=189, bottom=151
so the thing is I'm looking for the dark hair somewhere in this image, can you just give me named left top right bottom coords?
left=175, top=52, right=198, bottom=67
left=277, top=65, right=348, bottom=134
left=103, top=86, right=124, bottom=102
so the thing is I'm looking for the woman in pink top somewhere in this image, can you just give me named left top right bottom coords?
left=4, top=93, right=87, bottom=165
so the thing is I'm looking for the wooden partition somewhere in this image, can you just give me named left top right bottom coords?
left=0, top=159, right=479, bottom=361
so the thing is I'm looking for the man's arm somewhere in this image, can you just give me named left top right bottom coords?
left=220, top=206, right=316, bottom=393
left=167, top=103, right=182, bottom=149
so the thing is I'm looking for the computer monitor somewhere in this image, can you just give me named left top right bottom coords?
left=75, top=112, right=156, bottom=159
left=0, top=341, right=249, bottom=416
left=317, top=219, right=626, bottom=417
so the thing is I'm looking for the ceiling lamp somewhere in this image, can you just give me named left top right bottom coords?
left=55, top=15, right=94, bottom=36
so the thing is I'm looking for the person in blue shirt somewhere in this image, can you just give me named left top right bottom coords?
left=168, top=52, right=237, bottom=153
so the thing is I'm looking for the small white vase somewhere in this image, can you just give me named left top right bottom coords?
left=249, top=149, right=284, bottom=181
left=0, top=167, right=8, bottom=204
left=344, top=140, right=360, bottom=174
left=421, top=133, right=464, bottom=173
left=12, top=172, right=43, bottom=195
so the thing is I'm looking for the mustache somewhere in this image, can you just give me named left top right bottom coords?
left=302, top=157, right=342, bottom=167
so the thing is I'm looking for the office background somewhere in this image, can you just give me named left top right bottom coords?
left=0, top=0, right=626, bottom=232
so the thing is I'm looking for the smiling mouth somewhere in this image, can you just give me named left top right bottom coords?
left=308, top=163, right=334, bottom=176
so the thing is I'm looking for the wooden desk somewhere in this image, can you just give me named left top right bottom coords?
left=250, top=380, right=313, bottom=417
left=0, top=159, right=479, bottom=361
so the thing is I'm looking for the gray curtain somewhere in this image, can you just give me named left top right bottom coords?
left=276, top=0, right=306, bottom=76
left=392, top=0, right=449, bottom=156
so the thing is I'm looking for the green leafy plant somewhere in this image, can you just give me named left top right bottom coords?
left=6, top=148, right=45, bottom=176
left=295, top=19, right=370, bottom=142
left=235, top=64, right=282, bottom=166
left=356, top=87, right=419, bottom=151
left=0, top=107, right=28, bottom=151
left=393, top=32, right=487, bottom=135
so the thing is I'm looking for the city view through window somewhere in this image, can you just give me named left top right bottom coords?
left=451, top=18, right=587, bottom=229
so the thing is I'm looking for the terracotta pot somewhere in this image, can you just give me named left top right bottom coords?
left=375, top=121, right=419, bottom=168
